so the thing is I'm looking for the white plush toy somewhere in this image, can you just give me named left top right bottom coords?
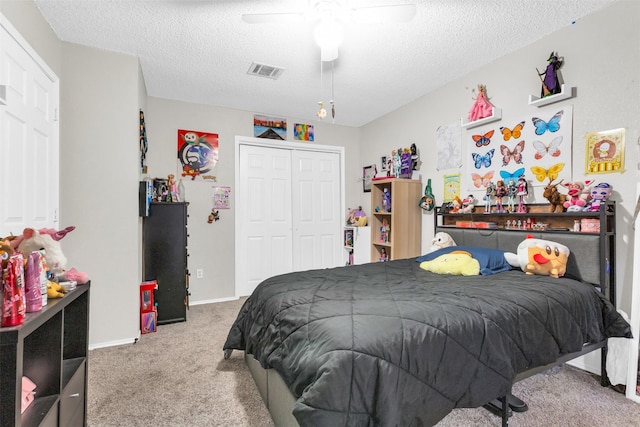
left=429, top=232, right=457, bottom=253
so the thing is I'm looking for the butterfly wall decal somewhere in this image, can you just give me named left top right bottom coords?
left=499, top=167, right=525, bottom=183
left=500, top=140, right=525, bottom=166
left=530, top=162, right=565, bottom=182
left=532, top=110, right=563, bottom=135
left=471, top=171, right=495, bottom=188
left=472, top=129, right=494, bottom=147
left=471, top=149, right=495, bottom=169
left=532, top=136, right=562, bottom=160
left=500, top=121, right=525, bottom=140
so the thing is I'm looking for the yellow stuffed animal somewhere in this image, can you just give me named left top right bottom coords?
left=47, top=280, right=66, bottom=298
left=420, top=251, right=481, bottom=276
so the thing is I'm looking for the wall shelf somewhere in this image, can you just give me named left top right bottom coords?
left=528, top=84, right=574, bottom=107
left=460, top=107, right=502, bottom=129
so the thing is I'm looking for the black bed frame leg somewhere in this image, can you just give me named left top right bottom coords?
left=501, top=395, right=509, bottom=427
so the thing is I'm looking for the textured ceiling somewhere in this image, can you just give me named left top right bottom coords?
left=33, top=0, right=614, bottom=127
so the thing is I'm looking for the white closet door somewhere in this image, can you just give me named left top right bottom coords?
left=0, top=16, right=59, bottom=236
left=291, top=150, right=342, bottom=272
left=237, top=144, right=293, bottom=296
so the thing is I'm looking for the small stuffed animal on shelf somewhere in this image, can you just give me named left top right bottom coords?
left=542, top=179, right=567, bottom=213
left=585, top=182, right=612, bottom=211
left=563, top=180, right=593, bottom=211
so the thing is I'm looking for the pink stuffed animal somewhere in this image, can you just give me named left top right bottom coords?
left=562, top=180, right=593, bottom=211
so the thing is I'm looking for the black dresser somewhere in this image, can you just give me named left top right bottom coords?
left=142, top=202, right=189, bottom=324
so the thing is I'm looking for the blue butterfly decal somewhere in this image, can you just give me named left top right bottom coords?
left=499, top=167, right=525, bottom=183
left=471, top=149, right=495, bottom=169
left=532, top=110, right=563, bottom=135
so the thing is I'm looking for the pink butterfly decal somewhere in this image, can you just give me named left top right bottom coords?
left=500, top=140, right=525, bottom=166
left=471, top=171, right=495, bottom=189
left=532, top=136, right=562, bottom=160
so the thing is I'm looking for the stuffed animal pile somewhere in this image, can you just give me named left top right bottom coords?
left=3, top=226, right=89, bottom=299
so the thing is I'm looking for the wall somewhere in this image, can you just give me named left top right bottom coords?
left=145, top=97, right=360, bottom=303
left=359, top=0, right=640, bottom=316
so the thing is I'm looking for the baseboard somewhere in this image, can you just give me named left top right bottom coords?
left=89, top=332, right=140, bottom=350
left=190, top=296, right=239, bottom=306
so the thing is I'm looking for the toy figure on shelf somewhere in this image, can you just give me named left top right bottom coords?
left=585, top=182, right=612, bottom=211
left=494, top=180, right=507, bottom=213
left=483, top=181, right=496, bottom=213
left=167, top=174, right=177, bottom=202
left=517, top=175, right=528, bottom=213
left=460, top=195, right=476, bottom=213
left=382, top=188, right=391, bottom=212
left=393, top=150, right=401, bottom=178
left=563, top=180, right=593, bottom=211
left=410, top=143, right=419, bottom=172
left=379, top=248, right=388, bottom=262
left=400, top=148, right=412, bottom=178
left=537, top=51, right=563, bottom=97
left=468, top=84, right=494, bottom=122
left=506, top=179, right=518, bottom=212
left=380, top=219, right=389, bottom=243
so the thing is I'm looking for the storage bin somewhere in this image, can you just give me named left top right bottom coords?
left=581, top=218, right=600, bottom=233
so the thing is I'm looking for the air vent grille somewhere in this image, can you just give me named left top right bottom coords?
left=247, top=62, right=285, bottom=80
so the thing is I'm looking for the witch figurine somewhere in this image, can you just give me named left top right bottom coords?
left=537, top=51, right=563, bottom=97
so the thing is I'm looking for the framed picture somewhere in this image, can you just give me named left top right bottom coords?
left=381, top=156, right=388, bottom=171
left=363, top=165, right=376, bottom=192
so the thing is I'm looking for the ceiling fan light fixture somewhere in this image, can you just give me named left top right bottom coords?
left=314, top=18, right=343, bottom=61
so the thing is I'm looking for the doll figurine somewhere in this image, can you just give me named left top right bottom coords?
left=468, top=84, right=494, bottom=122
left=494, top=180, right=507, bottom=213
left=517, top=175, right=528, bottom=213
left=506, top=179, right=518, bottom=212
left=483, top=181, right=495, bottom=213
left=393, top=150, right=402, bottom=178
left=382, top=188, right=391, bottom=212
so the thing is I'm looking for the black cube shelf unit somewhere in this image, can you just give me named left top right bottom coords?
left=0, top=283, right=90, bottom=427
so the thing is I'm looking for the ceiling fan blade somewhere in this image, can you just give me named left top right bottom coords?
left=351, top=4, right=417, bottom=23
left=241, top=12, right=306, bottom=24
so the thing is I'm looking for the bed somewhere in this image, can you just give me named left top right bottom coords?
left=223, top=227, right=632, bottom=426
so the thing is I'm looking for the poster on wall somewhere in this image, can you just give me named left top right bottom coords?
left=212, top=186, right=231, bottom=209
left=585, top=128, right=625, bottom=174
left=443, top=173, right=461, bottom=203
left=294, top=123, right=314, bottom=141
left=462, top=105, right=573, bottom=192
left=254, top=115, right=287, bottom=140
left=436, top=122, right=462, bottom=171
left=177, top=129, right=219, bottom=180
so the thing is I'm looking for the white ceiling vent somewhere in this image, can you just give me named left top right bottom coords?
left=247, top=62, right=285, bottom=80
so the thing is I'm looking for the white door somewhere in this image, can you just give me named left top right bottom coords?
left=292, top=150, right=342, bottom=271
left=0, top=15, right=59, bottom=236
left=237, top=144, right=293, bottom=296
left=235, top=138, right=344, bottom=297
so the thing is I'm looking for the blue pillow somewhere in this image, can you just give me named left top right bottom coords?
left=416, top=246, right=513, bottom=276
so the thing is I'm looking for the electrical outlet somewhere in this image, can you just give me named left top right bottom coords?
left=196, top=269, right=203, bottom=279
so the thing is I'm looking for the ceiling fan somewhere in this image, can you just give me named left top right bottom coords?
left=242, top=0, right=417, bottom=61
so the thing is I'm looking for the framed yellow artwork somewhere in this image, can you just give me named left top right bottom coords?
left=585, top=128, right=625, bottom=174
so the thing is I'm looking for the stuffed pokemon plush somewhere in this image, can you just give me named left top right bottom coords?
left=420, top=251, right=481, bottom=276
left=507, top=235, right=570, bottom=278
left=429, top=232, right=456, bottom=253
left=47, top=280, right=66, bottom=299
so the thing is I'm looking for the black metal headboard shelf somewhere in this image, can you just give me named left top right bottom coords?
left=434, top=201, right=616, bottom=304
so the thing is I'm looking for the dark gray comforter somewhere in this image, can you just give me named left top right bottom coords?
left=223, top=259, right=631, bottom=426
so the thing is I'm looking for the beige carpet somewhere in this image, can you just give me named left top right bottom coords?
left=87, top=299, right=640, bottom=426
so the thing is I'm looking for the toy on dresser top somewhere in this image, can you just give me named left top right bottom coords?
left=6, top=226, right=89, bottom=298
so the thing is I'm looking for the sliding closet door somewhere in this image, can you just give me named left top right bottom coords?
left=291, top=150, right=342, bottom=271
left=237, top=144, right=293, bottom=297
